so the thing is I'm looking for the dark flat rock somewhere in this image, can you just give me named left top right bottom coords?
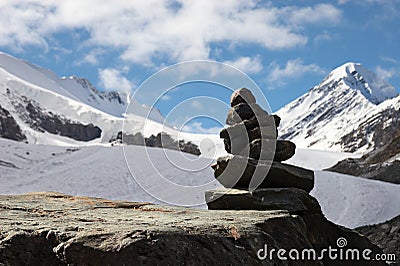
left=226, top=103, right=270, bottom=125
left=213, top=155, right=314, bottom=192
left=220, top=118, right=277, bottom=141
left=205, top=187, right=321, bottom=214
left=275, top=140, right=296, bottom=162
left=238, top=138, right=276, bottom=160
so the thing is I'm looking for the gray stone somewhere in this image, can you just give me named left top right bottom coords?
left=275, top=140, right=296, bottom=162
left=205, top=187, right=321, bottom=214
left=238, top=138, right=276, bottom=160
left=356, top=214, right=400, bottom=264
left=0, top=192, right=386, bottom=265
left=237, top=139, right=296, bottom=161
left=230, top=88, right=256, bottom=107
left=212, top=155, right=314, bottom=192
left=226, top=103, right=269, bottom=125
left=220, top=119, right=277, bottom=142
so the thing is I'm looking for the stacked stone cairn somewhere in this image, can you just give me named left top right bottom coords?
left=207, top=88, right=315, bottom=211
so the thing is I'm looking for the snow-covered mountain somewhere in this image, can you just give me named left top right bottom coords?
left=277, top=62, right=399, bottom=153
left=0, top=52, right=225, bottom=154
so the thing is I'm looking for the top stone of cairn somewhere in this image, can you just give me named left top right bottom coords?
left=230, top=88, right=256, bottom=107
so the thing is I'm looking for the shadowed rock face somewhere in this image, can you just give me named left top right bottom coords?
left=109, top=131, right=201, bottom=156
left=24, top=102, right=102, bottom=142
left=327, top=133, right=400, bottom=184
left=0, top=104, right=26, bottom=141
left=355, top=215, right=400, bottom=265
left=0, top=192, right=385, bottom=265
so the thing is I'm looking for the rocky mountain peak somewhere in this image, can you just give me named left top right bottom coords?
left=277, top=62, right=399, bottom=152
left=319, top=62, right=398, bottom=104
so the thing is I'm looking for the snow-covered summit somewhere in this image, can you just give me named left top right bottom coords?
left=0, top=52, right=169, bottom=145
left=320, top=62, right=398, bottom=104
left=0, top=52, right=223, bottom=154
left=277, top=62, right=399, bottom=153
left=0, top=52, right=130, bottom=117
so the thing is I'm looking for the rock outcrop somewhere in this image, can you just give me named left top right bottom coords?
left=355, top=215, right=400, bottom=265
left=212, top=88, right=314, bottom=192
left=24, top=102, right=102, bottom=142
left=327, top=133, right=400, bottom=184
left=109, top=131, right=201, bottom=156
left=0, top=104, right=26, bottom=142
left=0, top=192, right=387, bottom=265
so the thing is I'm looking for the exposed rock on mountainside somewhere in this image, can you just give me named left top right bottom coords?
left=0, top=52, right=165, bottom=145
left=23, top=101, right=102, bottom=142
left=0, top=104, right=26, bottom=141
left=145, top=132, right=200, bottom=156
left=109, top=131, right=201, bottom=156
left=0, top=192, right=386, bottom=265
left=356, top=215, right=400, bottom=264
left=72, top=76, right=126, bottom=105
left=328, top=132, right=400, bottom=184
left=5, top=89, right=103, bottom=142
left=338, top=100, right=400, bottom=153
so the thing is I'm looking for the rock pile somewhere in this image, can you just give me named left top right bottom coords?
left=211, top=88, right=314, bottom=192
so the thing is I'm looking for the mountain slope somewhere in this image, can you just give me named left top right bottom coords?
left=0, top=52, right=133, bottom=118
left=277, top=62, right=399, bottom=153
left=0, top=52, right=195, bottom=147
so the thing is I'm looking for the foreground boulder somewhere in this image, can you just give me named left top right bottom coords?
left=0, top=192, right=386, bottom=265
left=355, top=215, right=400, bottom=264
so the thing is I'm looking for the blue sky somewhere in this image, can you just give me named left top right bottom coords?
left=0, top=1, right=399, bottom=131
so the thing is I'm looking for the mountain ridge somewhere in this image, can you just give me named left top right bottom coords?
left=0, top=52, right=168, bottom=145
left=277, top=62, right=399, bottom=153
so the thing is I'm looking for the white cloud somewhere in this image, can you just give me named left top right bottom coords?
left=375, top=66, right=397, bottom=80
left=283, top=4, right=342, bottom=25
left=314, top=31, right=333, bottom=43
left=191, top=100, right=203, bottom=110
left=224, top=56, right=263, bottom=74
left=182, top=121, right=222, bottom=134
left=380, top=56, right=398, bottom=64
left=98, top=68, right=133, bottom=92
left=75, top=49, right=105, bottom=66
left=267, top=58, right=325, bottom=85
left=0, top=1, right=342, bottom=66
left=160, top=94, right=171, bottom=101
left=0, top=1, right=50, bottom=49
